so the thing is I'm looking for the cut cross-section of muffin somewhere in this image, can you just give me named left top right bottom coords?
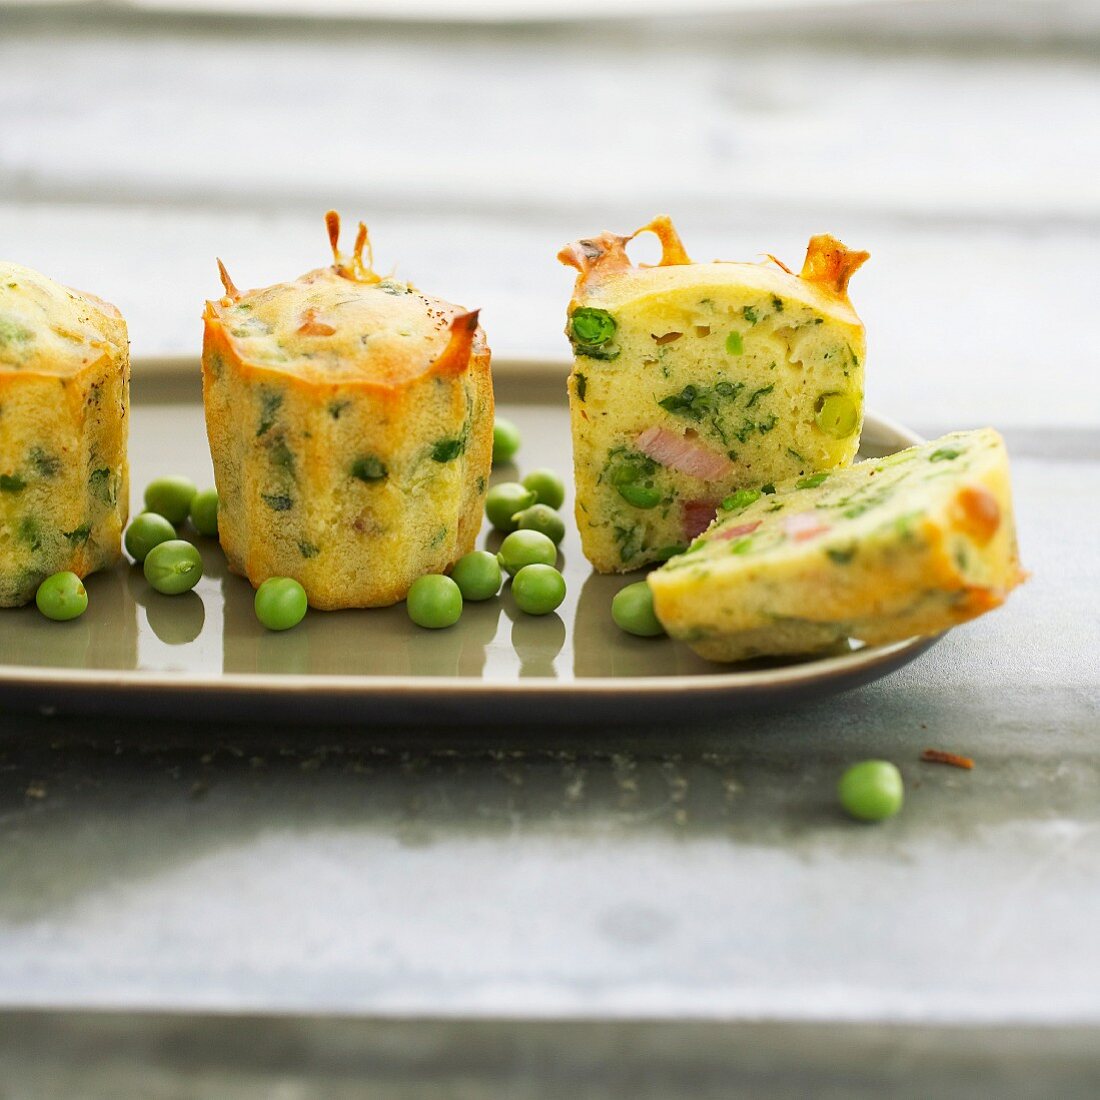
left=202, top=212, right=493, bottom=609
left=648, top=428, right=1025, bottom=662
left=559, top=217, right=868, bottom=573
left=0, top=262, right=130, bottom=607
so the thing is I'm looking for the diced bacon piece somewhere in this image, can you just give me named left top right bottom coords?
left=714, top=520, right=762, bottom=542
left=635, top=426, right=734, bottom=482
left=784, top=512, right=831, bottom=542
left=682, top=499, right=719, bottom=539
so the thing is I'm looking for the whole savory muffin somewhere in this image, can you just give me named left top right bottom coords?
left=0, top=262, right=130, bottom=607
left=202, top=212, right=493, bottom=609
left=648, top=428, right=1024, bottom=662
left=559, top=217, right=868, bottom=573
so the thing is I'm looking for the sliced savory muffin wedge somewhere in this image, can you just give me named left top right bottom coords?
left=559, top=217, right=868, bottom=573
left=202, top=212, right=493, bottom=610
left=648, top=428, right=1024, bottom=662
left=0, top=262, right=130, bottom=607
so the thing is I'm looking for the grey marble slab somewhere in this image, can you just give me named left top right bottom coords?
left=0, top=452, right=1095, bottom=1027
left=0, top=6, right=1097, bottom=1089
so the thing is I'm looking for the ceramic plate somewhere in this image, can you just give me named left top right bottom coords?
left=0, top=358, right=939, bottom=724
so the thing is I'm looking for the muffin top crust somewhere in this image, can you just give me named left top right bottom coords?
left=205, top=212, right=483, bottom=388
left=0, top=261, right=126, bottom=377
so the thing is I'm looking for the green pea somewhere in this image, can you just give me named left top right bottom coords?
left=521, top=468, right=566, bottom=510
left=124, top=512, right=177, bottom=563
left=143, top=475, right=197, bottom=524
left=143, top=539, right=203, bottom=596
left=35, top=571, right=88, bottom=621
left=189, top=488, right=219, bottom=537
left=407, top=574, right=463, bottom=629
left=486, top=482, right=537, bottom=533
left=254, top=576, right=308, bottom=631
left=492, top=417, right=522, bottom=465
left=570, top=307, right=616, bottom=348
left=450, top=550, right=502, bottom=601
left=611, top=581, right=665, bottom=638
left=512, top=503, right=566, bottom=545
left=511, top=563, right=566, bottom=616
left=497, top=529, right=557, bottom=577
left=618, top=483, right=661, bottom=509
left=815, top=392, right=859, bottom=439
left=838, top=760, right=904, bottom=822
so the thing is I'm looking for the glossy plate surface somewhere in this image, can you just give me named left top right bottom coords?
left=0, top=358, right=938, bottom=723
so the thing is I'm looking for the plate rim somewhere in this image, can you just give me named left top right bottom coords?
left=0, top=356, right=935, bottom=710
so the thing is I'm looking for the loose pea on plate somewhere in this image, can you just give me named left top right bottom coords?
left=254, top=576, right=308, bottom=632
left=407, top=574, right=463, bottom=629
left=125, top=512, right=177, bottom=563
left=144, top=475, right=197, bottom=525
left=497, top=529, right=557, bottom=577
left=144, top=540, right=204, bottom=596
left=492, top=417, right=522, bottom=465
left=35, top=572, right=88, bottom=622
left=450, top=551, right=502, bottom=602
left=485, top=482, right=537, bottom=533
left=511, top=563, right=566, bottom=616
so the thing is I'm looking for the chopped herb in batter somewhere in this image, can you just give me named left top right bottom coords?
left=351, top=455, right=387, bottom=482
left=31, top=449, right=60, bottom=477
left=826, top=545, right=856, bottom=565
left=431, top=437, right=465, bottom=462
left=257, top=390, right=283, bottom=437
left=88, top=467, right=114, bottom=505
left=270, top=440, right=295, bottom=473
left=745, top=384, right=774, bottom=409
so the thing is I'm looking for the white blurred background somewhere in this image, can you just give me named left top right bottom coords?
left=3, top=0, right=1098, bottom=431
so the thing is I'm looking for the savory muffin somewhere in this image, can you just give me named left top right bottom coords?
left=0, top=262, right=130, bottom=607
left=202, top=212, right=493, bottom=609
left=648, top=428, right=1024, bottom=662
left=559, top=216, right=868, bottom=573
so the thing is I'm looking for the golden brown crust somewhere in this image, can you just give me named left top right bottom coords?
left=204, top=214, right=485, bottom=394
left=799, top=235, right=870, bottom=297
left=559, top=217, right=868, bottom=315
left=557, top=214, right=692, bottom=298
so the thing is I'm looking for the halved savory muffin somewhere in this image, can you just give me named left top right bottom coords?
left=0, top=262, right=129, bottom=607
left=648, top=428, right=1024, bottom=662
left=559, top=217, right=868, bottom=573
left=202, top=212, right=493, bottom=609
